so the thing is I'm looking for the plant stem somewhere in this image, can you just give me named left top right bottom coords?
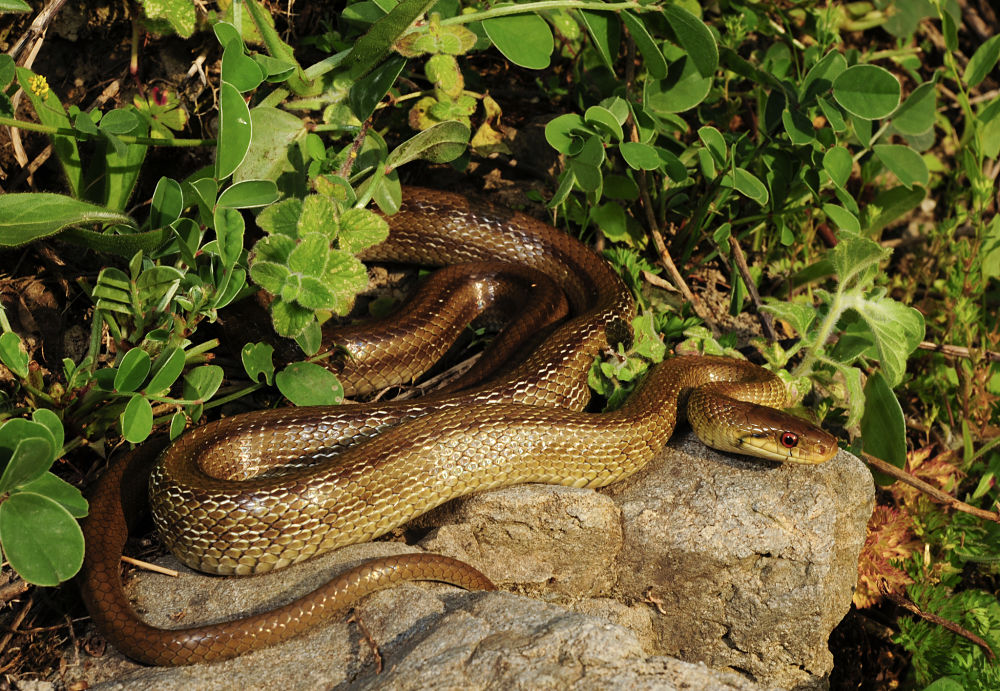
left=439, top=0, right=654, bottom=25
left=0, top=115, right=214, bottom=147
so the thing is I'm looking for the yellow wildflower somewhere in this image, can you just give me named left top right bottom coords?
left=29, top=74, right=49, bottom=99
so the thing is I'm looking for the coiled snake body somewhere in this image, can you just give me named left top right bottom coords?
left=80, top=187, right=838, bottom=666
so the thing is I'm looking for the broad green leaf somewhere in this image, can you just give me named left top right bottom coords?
left=293, top=319, right=323, bottom=357
left=619, top=11, right=667, bottom=79
left=183, top=365, right=224, bottom=402
left=843, top=289, right=925, bottom=388
left=346, top=0, right=437, bottom=79
left=216, top=179, right=280, bottom=209
left=250, top=260, right=291, bottom=294
left=297, top=194, right=339, bottom=240
left=545, top=113, right=589, bottom=155
left=119, top=394, right=153, bottom=444
left=221, top=38, right=266, bottom=92
left=782, top=108, right=815, bottom=145
left=0, top=492, right=84, bottom=585
left=241, top=342, right=275, bottom=385
left=864, top=185, right=926, bottom=235
left=275, top=362, right=344, bottom=405
left=801, top=51, right=847, bottom=102
left=482, top=13, right=553, bottom=69
left=349, top=54, right=407, bottom=122
left=644, top=55, right=711, bottom=114
left=169, top=411, right=187, bottom=440
left=287, top=233, right=330, bottom=275
left=216, top=81, right=253, bottom=179
left=822, top=203, right=861, bottom=233
left=140, top=0, right=196, bottom=37
left=873, top=144, right=929, bottom=189
left=723, top=168, right=769, bottom=206
left=831, top=234, right=888, bottom=289
left=150, top=177, right=184, bottom=228
left=591, top=202, right=628, bottom=242
left=0, top=1, right=31, bottom=11
left=578, top=10, right=619, bottom=71
left=584, top=105, right=624, bottom=142
left=823, top=146, right=853, bottom=188
left=832, top=65, right=901, bottom=120
left=0, top=332, right=29, bottom=378
left=0, top=437, right=52, bottom=493
left=257, top=198, right=303, bottom=237
left=145, top=345, right=186, bottom=394
left=233, top=107, right=308, bottom=186
left=619, top=142, right=660, bottom=170
left=384, top=121, right=470, bottom=170
left=861, top=371, right=907, bottom=484
left=698, top=126, right=727, bottom=166
left=761, top=300, right=816, bottom=336
left=17, top=472, right=87, bottom=517
left=322, top=251, right=369, bottom=314
left=213, top=206, right=245, bottom=270
left=270, top=299, right=315, bottom=338
left=99, top=108, right=140, bottom=135
left=0, top=195, right=134, bottom=247
left=891, top=82, right=937, bottom=135
left=338, top=208, right=390, bottom=253
left=114, top=349, right=151, bottom=393
left=30, top=409, right=63, bottom=456
left=662, top=4, right=717, bottom=77
left=963, top=33, right=1000, bottom=88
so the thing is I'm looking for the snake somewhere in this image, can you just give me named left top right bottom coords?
left=79, top=187, right=839, bottom=666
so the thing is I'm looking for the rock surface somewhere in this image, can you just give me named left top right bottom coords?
left=62, top=433, right=873, bottom=690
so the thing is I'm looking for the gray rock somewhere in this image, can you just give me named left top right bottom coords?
left=62, top=433, right=873, bottom=690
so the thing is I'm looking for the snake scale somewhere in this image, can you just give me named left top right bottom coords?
left=79, top=187, right=838, bottom=666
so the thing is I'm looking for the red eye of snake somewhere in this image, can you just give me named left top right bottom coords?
left=780, top=432, right=799, bottom=448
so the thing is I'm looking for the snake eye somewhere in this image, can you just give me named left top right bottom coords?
left=780, top=432, right=799, bottom=449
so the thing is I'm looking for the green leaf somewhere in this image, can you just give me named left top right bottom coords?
left=891, top=82, right=937, bottom=135
left=17, top=472, right=87, bottom=518
left=346, top=0, right=437, bottom=79
left=349, top=54, right=407, bottom=122
left=822, top=203, right=861, bottom=233
left=584, top=105, right=624, bottom=142
left=216, top=179, right=279, bottom=209
left=823, top=146, right=853, bottom=188
left=722, top=168, right=769, bottom=206
left=233, top=107, right=308, bottom=185
left=697, top=126, right=727, bottom=167
left=322, top=251, right=369, bottom=314
left=275, top=362, right=344, bottom=405
left=119, top=394, right=153, bottom=444
left=619, top=141, right=660, bottom=171
left=287, top=233, right=330, bottom=275
left=145, top=345, right=186, bottom=394
left=545, top=113, right=589, bottom=155
left=832, top=65, right=901, bottom=120
left=241, top=342, right=275, bottom=386
left=30, top=409, right=63, bottom=456
left=843, top=289, right=925, bottom=388
left=0, top=194, right=135, bottom=247
left=801, top=51, right=847, bottom=102
left=0, top=1, right=32, bottom=12
left=250, top=260, right=291, bottom=294
left=577, top=10, right=619, bottom=71
left=213, top=206, right=245, bottom=271
left=257, top=198, right=302, bottom=238
left=139, top=0, right=196, bottom=37
left=150, top=176, right=184, bottom=229
left=864, top=185, right=926, bottom=235
left=0, top=492, right=84, bottom=585
left=16, top=68, right=81, bottom=197
left=873, top=144, right=929, bottom=189
left=592, top=201, right=628, bottom=242
left=644, top=55, right=712, bottom=114
left=270, top=299, right=315, bottom=338
left=221, top=38, right=266, bottom=92
left=182, top=365, right=224, bottom=402
left=963, top=33, right=1000, bottom=88
left=216, top=81, right=253, bottom=179
left=831, top=234, right=888, bottom=289
left=0, top=437, right=53, bottom=493
left=860, top=371, right=907, bottom=484
left=114, top=349, right=151, bottom=393
left=761, top=300, right=816, bottom=336
left=482, top=13, right=553, bottom=69
left=384, top=120, right=470, bottom=170
left=297, top=194, right=339, bottom=240
left=619, top=11, right=667, bottom=79
left=662, top=4, right=718, bottom=77
left=0, top=332, right=29, bottom=378
left=338, top=208, right=390, bottom=253
left=169, top=411, right=187, bottom=440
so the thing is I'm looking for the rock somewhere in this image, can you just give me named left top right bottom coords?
left=63, top=543, right=770, bottom=691
left=416, top=431, right=874, bottom=689
left=61, top=433, right=873, bottom=690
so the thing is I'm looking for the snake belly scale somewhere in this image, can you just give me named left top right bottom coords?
left=79, top=187, right=838, bottom=666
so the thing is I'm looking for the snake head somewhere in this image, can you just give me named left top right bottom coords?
left=736, top=407, right=840, bottom=464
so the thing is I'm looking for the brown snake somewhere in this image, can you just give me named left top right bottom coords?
left=79, top=187, right=838, bottom=666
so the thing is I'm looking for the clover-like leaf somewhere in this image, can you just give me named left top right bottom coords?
left=257, top=198, right=303, bottom=237
left=323, top=251, right=369, bottom=315
left=338, top=208, right=389, bottom=253
left=271, top=298, right=315, bottom=338
left=297, top=194, right=340, bottom=242
left=252, top=233, right=296, bottom=264
left=249, top=260, right=290, bottom=295
left=287, top=233, right=331, bottom=275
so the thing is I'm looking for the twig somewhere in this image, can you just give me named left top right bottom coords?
left=348, top=609, right=383, bottom=673
left=337, top=118, right=373, bottom=181
left=863, top=452, right=1000, bottom=523
left=5, top=0, right=68, bottom=61
left=880, top=582, right=996, bottom=661
left=727, top=235, right=777, bottom=341
left=641, top=269, right=677, bottom=293
left=121, top=556, right=180, bottom=577
left=0, top=594, right=33, bottom=659
left=0, top=579, right=29, bottom=604
left=916, top=340, right=1000, bottom=364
